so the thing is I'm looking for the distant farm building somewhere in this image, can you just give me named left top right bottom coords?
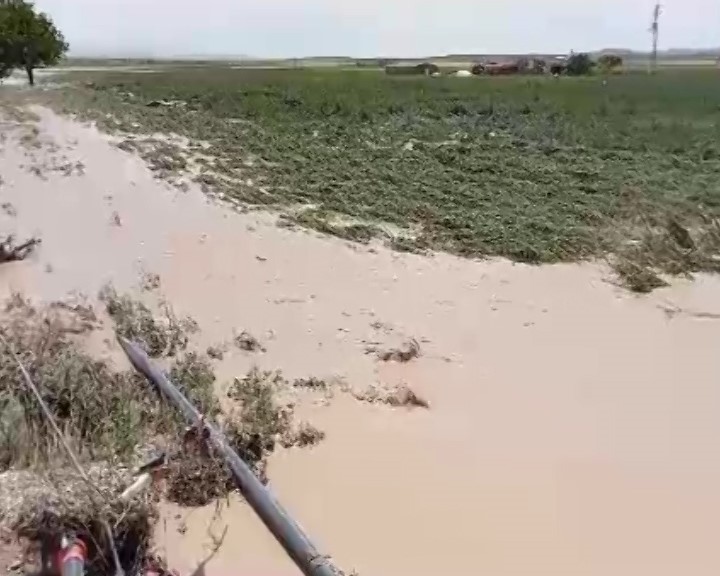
left=472, top=58, right=547, bottom=76
left=483, top=62, right=521, bottom=75
left=385, top=62, right=440, bottom=76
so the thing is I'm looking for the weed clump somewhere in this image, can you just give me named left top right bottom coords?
left=0, top=235, right=41, bottom=263
left=100, top=286, right=198, bottom=357
left=0, top=297, right=156, bottom=466
left=353, top=384, right=430, bottom=409
left=168, top=352, right=220, bottom=419
left=206, top=345, right=225, bottom=360
left=293, top=376, right=329, bottom=391
left=290, top=422, right=326, bottom=448
left=371, top=339, right=421, bottom=363
left=167, top=367, right=327, bottom=506
left=611, top=213, right=720, bottom=292
left=226, top=369, right=292, bottom=481
left=611, top=259, right=668, bottom=293
left=234, top=330, right=265, bottom=353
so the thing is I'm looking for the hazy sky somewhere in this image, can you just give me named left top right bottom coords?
left=35, top=0, right=719, bottom=58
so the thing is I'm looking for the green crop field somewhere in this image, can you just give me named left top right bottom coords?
left=51, top=67, right=720, bottom=291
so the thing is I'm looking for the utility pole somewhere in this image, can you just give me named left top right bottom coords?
left=649, top=3, right=662, bottom=73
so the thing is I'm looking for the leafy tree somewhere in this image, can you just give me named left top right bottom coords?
left=0, top=0, right=68, bottom=86
left=565, top=52, right=595, bottom=76
left=598, top=54, right=623, bottom=72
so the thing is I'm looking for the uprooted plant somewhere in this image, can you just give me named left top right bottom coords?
left=0, top=235, right=41, bottom=263
left=610, top=211, right=720, bottom=293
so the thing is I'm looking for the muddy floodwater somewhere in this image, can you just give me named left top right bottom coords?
left=1, top=106, right=720, bottom=576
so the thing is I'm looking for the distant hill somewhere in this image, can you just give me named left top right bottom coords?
left=596, top=48, right=720, bottom=60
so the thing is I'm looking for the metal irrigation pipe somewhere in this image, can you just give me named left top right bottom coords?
left=118, top=337, right=339, bottom=576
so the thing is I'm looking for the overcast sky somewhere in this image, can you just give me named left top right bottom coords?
left=35, top=0, right=719, bottom=58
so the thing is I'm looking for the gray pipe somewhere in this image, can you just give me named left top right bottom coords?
left=118, top=337, right=339, bottom=576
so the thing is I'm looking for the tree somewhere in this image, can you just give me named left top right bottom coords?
left=565, top=52, right=595, bottom=76
left=0, top=0, right=68, bottom=86
left=598, top=54, right=623, bottom=72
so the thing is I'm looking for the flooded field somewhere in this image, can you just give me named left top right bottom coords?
left=1, top=104, right=720, bottom=576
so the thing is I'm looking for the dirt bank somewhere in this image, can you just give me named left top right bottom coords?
left=1, top=105, right=720, bottom=576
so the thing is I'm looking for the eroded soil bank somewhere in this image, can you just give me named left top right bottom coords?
left=1, top=106, right=720, bottom=576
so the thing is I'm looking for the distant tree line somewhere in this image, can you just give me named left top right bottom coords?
left=0, top=0, right=67, bottom=85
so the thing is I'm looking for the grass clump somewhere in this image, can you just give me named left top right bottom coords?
left=168, top=352, right=220, bottom=419
left=353, top=384, right=430, bottom=410
left=225, top=369, right=292, bottom=481
left=166, top=367, right=327, bottom=506
left=100, top=286, right=198, bottom=357
left=0, top=297, right=157, bottom=466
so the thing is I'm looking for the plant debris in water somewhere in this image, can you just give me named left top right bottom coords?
left=168, top=352, right=220, bottom=419
left=353, top=384, right=430, bottom=409
left=100, top=286, right=198, bottom=357
left=370, top=338, right=421, bottom=363
left=206, top=344, right=225, bottom=360
left=0, top=235, right=41, bottom=263
left=293, top=376, right=330, bottom=391
left=611, top=259, right=668, bottom=293
left=0, top=293, right=325, bottom=568
left=234, top=330, right=265, bottom=353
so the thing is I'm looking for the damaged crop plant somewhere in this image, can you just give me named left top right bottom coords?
left=0, top=292, right=325, bottom=575
left=50, top=66, right=720, bottom=291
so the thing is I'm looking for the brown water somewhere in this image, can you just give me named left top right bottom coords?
left=2, top=106, right=720, bottom=576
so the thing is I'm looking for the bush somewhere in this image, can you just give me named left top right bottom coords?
left=566, top=53, right=595, bottom=76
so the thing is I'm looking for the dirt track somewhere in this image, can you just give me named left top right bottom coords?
left=2, top=106, right=720, bottom=576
